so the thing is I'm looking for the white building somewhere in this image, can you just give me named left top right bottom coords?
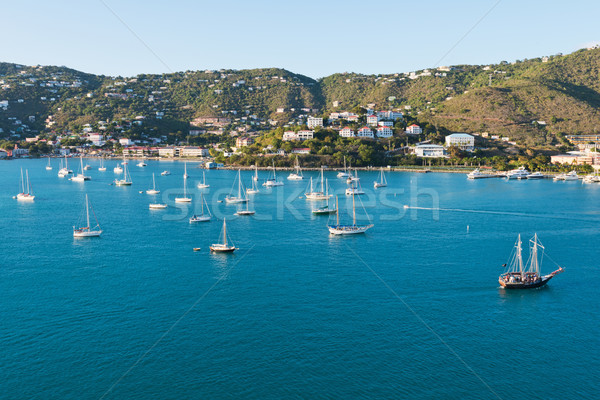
left=339, top=127, right=355, bottom=138
left=414, top=144, right=446, bottom=157
left=180, top=146, right=209, bottom=157
left=307, top=116, right=323, bottom=129
left=377, top=111, right=403, bottom=120
left=366, top=115, right=378, bottom=126
left=357, top=127, right=374, bottom=138
left=283, top=131, right=299, bottom=141
left=376, top=126, right=393, bottom=138
left=158, top=147, right=176, bottom=157
left=406, top=124, right=423, bottom=135
left=297, top=130, right=314, bottom=140
left=87, top=133, right=105, bottom=146
left=378, top=120, right=393, bottom=127
left=445, top=133, right=474, bottom=151
left=119, top=138, right=133, bottom=146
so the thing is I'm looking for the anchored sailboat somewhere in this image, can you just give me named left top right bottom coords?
left=175, top=173, right=191, bottom=202
left=263, top=162, right=284, bottom=187
left=305, top=168, right=332, bottom=200
left=225, top=169, right=248, bottom=203
left=73, top=194, right=102, bottom=237
left=98, top=156, right=106, bottom=171
left=189, top=192, right=212, bottom=222
left=374, top=167, right=388, bottom=188
left=45, top=157, right=53, bottom=170
left=327, top=194, right=373, bottom=235
left=287, top=157, right=304, bottom=180
left=197, top=171, right=210, bottom=188
left=16, top=168, right=35, bottom=201
left=146, top=173, right=160, bottom=194
left=337, top=156, right=351, bottom=179
left=71, top=155, right=91, bottom=182
left=499, top=234, right=564, bottom=289
left=114, top=160, right=132, bottom=186
left=312, top=179, right=337, bottom=214
left=246, top=177, right=260, bottom=194
left=210, top=218, right=237, bottom=253
left=58, top=155, right=72, bottom=177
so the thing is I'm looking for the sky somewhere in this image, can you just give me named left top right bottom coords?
left=3, top=0, right=600, bottom=79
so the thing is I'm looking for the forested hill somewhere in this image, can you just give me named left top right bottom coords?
left=2, top=47, right=600, bottom=141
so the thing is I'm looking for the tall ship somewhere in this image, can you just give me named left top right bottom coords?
left=499, top=233, right=564, bottom=289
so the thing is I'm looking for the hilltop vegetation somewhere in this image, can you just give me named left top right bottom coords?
left=2, top=47, right=600, bottom=142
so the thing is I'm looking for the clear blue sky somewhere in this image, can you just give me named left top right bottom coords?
left=4, top=0, right=599, bottom=78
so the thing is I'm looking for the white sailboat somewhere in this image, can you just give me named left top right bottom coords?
left=337, top=156, right=351, bottom=179
left=71, top=155, right=91, bottom=182
left=16, top=168, right=35, bottom=201
left=210, top=218, right=237, bottom=253
left=45, top=157, right=53, bottom=170
left=146, top=173, right=160, bottom=194
left=263, top=162, right=284, bottom=187
left=312, top=179, right=337, bottom=215
left=73, top=194, right=102, bottom=237
left=345, top=172, right=365, bottom=195
left=183, top=162, right=189, bottom=180
left=305, top=168, right=332, bottom=200
left=114, top=161, right=132, bottom=186
left=161, top=170, right=170, bottom=176
left=346, top=169, right=359, bottom=184
left=137, top=158, right=147, bottom=167
left=235, top=197, right=255, bottom=216
left=58, top=155, right=72, bottom=177
left=374, top=167, right=388, bottom=188
left=246, top=177, right=260, bottom=194
left=327, top=194, right=373, bottom=235
left=98, top=156, right=107, bottom=171
left=149, top=203, right=168, bottom=209
left=175, top=173, right=191, bottom=202
left=113, top=161, right=123, bottom=173
left=197, top=171, right=210, bottom=188
left=287, top=158, right=304, bottom=180
left=226, top=169, right=248, bottom=203
left=189, top=192, right=212, bottom=222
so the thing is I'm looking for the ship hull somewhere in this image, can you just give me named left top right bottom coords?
left=499, top=275, right=553, bottom=289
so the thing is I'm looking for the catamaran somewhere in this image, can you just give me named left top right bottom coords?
left=98, top=156, right=106, bottom=171
left=189, top=193, right=212, bottom=222
left=71, top=156, right=91, bottom=182
left=45, top=157, right=53, bottom=170
left=197, top=171, right=210, bottom=188
left=226, top=169, right=248, bottom=203
left=327, top=194, right=373, bottom=235
left=16, top=168, right=35, bottom=201
left=337, top=156, right=351, bottom=179
left=499, top=234, right=564, bottom=289
left=287, top=158, right=304, bottom=180
left=174, top=173, right=191, bottom=202
left=114, top=161, right=132, bottom=186
left=312, top=179, right=337, bottom=214
left=305, top=168, right=332, bottom=200
left=73, top=194, right=102, bottom=237
left=374, top=167, right=388, bottom=188
left=263, top=162, right=284, bottom=187
left=146, top=173, right=160, bottom=194
left=210, top=218, right=237, bottom=253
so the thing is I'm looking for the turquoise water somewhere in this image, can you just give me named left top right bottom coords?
left=1, top=159, right=599, bottom=399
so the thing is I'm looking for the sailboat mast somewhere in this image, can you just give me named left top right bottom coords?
left=20, top=168, right=25, bottom=193
left=320, top=168, right=324, bottom=193
left=352, top=192, right=356, bottom=226
left=238, top=170, right=242, bottom=198
left=223, top=219, right=227, bottom=246
left=26, top=170, right=31, bottom=194
left=85, top=194, right=90, bottom=228
left=336, top=196, right=339, bottom=225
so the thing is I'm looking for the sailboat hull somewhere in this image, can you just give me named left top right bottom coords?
left=210, top=245, right=236, bottom=253
left=190, top=216, right=211, bottom=222
left=146, top=190, right=160, bottom=195
left=225, top=197, right=248, bottom=204
left=175, top=197, right=192, bottom=203
left=73, top=229, right=103, bottom=238
left=16, top=193, right=35, bottom=201
left=328, top=224, right=373, bottom=235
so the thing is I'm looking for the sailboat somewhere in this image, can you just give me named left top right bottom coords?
left=252, top=165, right=259, bottom=182
left=499, top=234, right=564, bottom=289
left=287, top=158, right=304, bottom=180
left=183, top=162, right=189, bottom=180
left=146, top=173, right=160, bottom=194
left=137, top=158, right=147, bottom=167
left=71, top=155, right=91, bottom=182
left=327, top=194, right=373, bottom=235
left=345, top=173, right=365, bottom=195
left=235, top=197, right=255, bottom=216
left=113, top=161, right=123, bottom=173
left=346, top=169, right=359, bottom=184
left=210, top=218, right=237, bottom=252
left=197, top=171, right=210, bottom=188
left=149, top=203, right=168, bottom=209
left=16, top=168, right=35, bottom=201
left=161, top=170, right=170, bottom=176
left=58, top=155, right=72, bottom=177
left=246, top=177, right=260, bottom=194
left=114, top=160, right=132, bottom=186
left=73, top=194, right=102, bottom=237
left=174, top=173, right=191, bottom=202
left=189, top=192, right=212, bottom=222
left=98, top=156, right=106, bottom=171
left=305, top=168, right=332, bottom=200
left=263, top=162, right=284, bottom=187
left=83, top=161, right=92, bottom=170
left=45, top=157, right=53, bottom=170
left=225, top=169, right=248, bottom=203
left=312, top=179, right=337, bottom=214
left=374, top=167, right=388, bottom=188
left=337, top=156, right=351, bottom=179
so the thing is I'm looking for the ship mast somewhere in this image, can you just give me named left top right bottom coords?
left=517, top=234, right=523, bottom=279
